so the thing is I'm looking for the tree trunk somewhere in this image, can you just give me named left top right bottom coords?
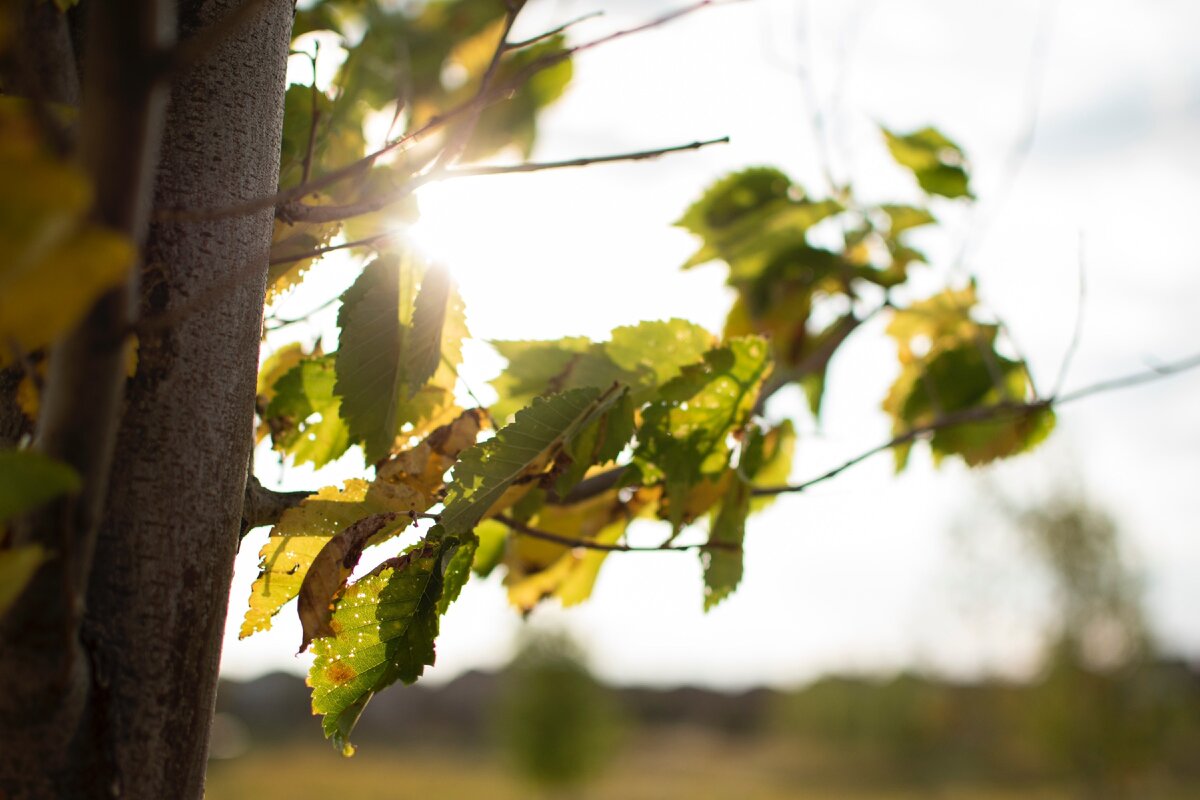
left=80, top=0, right=294, bottom=795
left=0, top=0, right=293, bottom=797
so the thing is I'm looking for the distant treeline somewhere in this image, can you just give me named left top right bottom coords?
left=217, top=654, right=1200, bottom=791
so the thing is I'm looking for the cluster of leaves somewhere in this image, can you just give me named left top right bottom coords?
left=0, top=0, right=1061, bottom=759
left=266, top=0, right=572, bottom=297
left=234, top=1, right=1061, bottom=755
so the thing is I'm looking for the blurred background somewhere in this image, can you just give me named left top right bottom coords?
left=211, top=0, right=1200, bottom=796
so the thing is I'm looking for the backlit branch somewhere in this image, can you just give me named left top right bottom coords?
left=283, top=137, right=730, bottom=224
left=752, top=352, right=1200, bottom=497
left=160, top=0, right=738, bottom=224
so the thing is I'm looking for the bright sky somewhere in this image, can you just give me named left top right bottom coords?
left=222, top=0, right=1200, bottom=689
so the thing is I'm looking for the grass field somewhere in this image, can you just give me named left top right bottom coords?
left=205, top=730, right=1194, bottom=800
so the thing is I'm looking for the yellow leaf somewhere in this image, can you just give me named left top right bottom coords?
left=266, top=193, right=341, bottom=302
left=0, top=103, right=135, bottom=364
left=241, top=410, right=483, bottom=638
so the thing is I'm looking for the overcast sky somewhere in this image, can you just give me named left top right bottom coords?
left=221, top=0, right=1200, bottom=688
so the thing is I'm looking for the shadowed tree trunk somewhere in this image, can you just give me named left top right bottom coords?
left=0, top=0, right=293, bottom=796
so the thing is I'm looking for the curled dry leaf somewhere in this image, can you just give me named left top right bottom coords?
left=297, top=512, right=399, bottom=653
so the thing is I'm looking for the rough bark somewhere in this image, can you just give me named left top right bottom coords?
left=78, top=0, right=294, bottom=796
left=0, top=0, right=293, bottom=797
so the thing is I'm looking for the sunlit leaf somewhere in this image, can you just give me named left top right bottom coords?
left=882, top=126, right=973, bottom=199
left=241, top=410, right=482, bottom=638
left=635, top=337, right=772, bottom=529
left=471, top=519, right=508, bottom=577
left=747, top=421, right=796, bottom=512
left=335, top=252, right=467, bottom=462
left=441, top=386, right=622, bottom=537
left=403, top=264, right=452, bottom=396
left=605, top=318, right=715, bottom=390
left=702, top=475, right=750, bottom=611
left=676, top=167, right=842, bottom=270
left=264, top=356, right=351, bottom=468
left=886, top=285, right=982, bottom=363
left=504, top=489, right=626, bottom=610
left=267, top=193, right=342, bottom=301
left=308, top=537, right=442, bottom=755
left=883, top=341, right=1052, bottom=470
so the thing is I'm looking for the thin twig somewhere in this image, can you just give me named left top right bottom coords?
left=494, top=514, right=738, bottom=553
left=285, top=137, right=730, bottom=224
left=753, top=351, right=1200, bottom=497
left=430, top=1, right=524, bottom=171
left=1051, top=232, right=1087, bottom=399
left=268, top=228, right=406, bottom=267
left=952, top=1, right=1057, bottom=273
left=300, top=44, right=321, bottom=186
left=1054, top=351, right=1200, bottom=404
left=264, top=294, right=341, bottom=331
left=505, top=10, right=604, bottom=50
left=159, top=0, right=739, bottom=223
left=441, top=138, right=731, bottom=179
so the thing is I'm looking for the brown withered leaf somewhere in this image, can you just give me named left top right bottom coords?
left=297, top=512, right=399, bottom=653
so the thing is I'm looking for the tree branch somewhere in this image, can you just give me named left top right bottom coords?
left=283, top=137, right=731, bottom=224
left=505, top=10, right=604, bottom=51
left=159, top=0, right=739, bottom=224
left=239, top=476, right=311, bottom=538
left=1052, top=233, right=1087, bottom=399
left=753, top=351, right=1200, bottom=497
left=494, top=514, right=738, bottom=553
left=141, top=133, right=732, bottom=337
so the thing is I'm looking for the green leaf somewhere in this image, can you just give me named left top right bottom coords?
left=882, top=126, right=973, bottom=199
left=635, top=337, right=772, bottom=529
left=242, top=410, right=482, bottom=639
left=278, top=83, right=366, bottom=191
left=605, top=318, right=715, bottom=390
left=746, top=421, right=796, bottom=513
left=0, top=449, right=80, bottom=522
left=886, top=286, right=982, bottom=363
left=880, top=204, right=936, bottom=234
left=491, top=342, right=635, bottom=425
left=441, top=386, right=621, bottom=537
left=675, top=168, right=842, bottom=270
left=335, top=252, right=466, bottom=462
left=403, top=264, right=453, bottom=396
left=883, top=341, right=1053, bottom=469
left=257, top=342, right=308, bottom=402
left=265, top=356, right=352, bottom=469
left=703, top=475, right=750, bottom=611
left=0, top=544, right=51, bottom=617
left=308, top=537, right=443, bottom=755
left=553, top=389, right=636, bottom=499
left=472, top=519, right=508, bottom=577
left=240, top=479, right=412, bottom=639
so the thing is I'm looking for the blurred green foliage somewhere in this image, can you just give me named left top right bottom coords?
left=493, top=630, right=624, bottom=791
